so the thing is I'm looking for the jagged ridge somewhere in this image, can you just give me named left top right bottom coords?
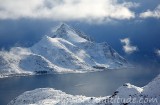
left=0, top=23, right=129, bottom=78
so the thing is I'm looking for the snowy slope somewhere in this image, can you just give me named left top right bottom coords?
left=31, top=36, right=93, bottom=71
left=31, top=23, right=128, bottom=70
left=8, top=88, right=100, bottom=105
left=0, top=23, right=129, bottom=78
left=8, top=74, right=160, bottom=105
left=142, top=74, right=160, bottom=101
left=52, top=23, right=91, bottom=43
left=0, top=47, right=58, bottom=78
left=0, top=47, right=33, bottom=78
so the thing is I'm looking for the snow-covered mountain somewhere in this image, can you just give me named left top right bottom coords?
left=0, top=23, right=129, bottom=78
left=8, top=74, right=160, bottom=105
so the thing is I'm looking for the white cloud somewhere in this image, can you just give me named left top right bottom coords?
left=120, top=38, right=138, bottom=54
left=0, top=0, right=137, bottom=23
left=155, top=49, right=160, bottom=57
left=140, top=5, right=160, bottom=19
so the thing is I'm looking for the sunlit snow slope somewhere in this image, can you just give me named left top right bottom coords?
left=0, top=23, right=129, bottom=78
left=9, top=74, right=160, bottom=105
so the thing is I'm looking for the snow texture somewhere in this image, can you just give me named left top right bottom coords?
left=8, top=74, right=160, bottom=105
left=0, top=23, right=129, bottom=78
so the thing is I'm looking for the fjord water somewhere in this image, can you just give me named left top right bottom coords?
left=0, top=66, right=159, bottom=105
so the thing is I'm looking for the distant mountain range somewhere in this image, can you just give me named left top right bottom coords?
left=0, top=23, right=129, bottom=78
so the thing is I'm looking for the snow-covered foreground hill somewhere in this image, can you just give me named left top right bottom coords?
left=8, top=74, right=160, bottom=105
left=0, top=23, right=129, bottom=78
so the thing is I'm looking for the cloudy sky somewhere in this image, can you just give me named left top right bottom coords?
left=0, top=0, right=160, bottom=63
left=0, top=0, right=159, bottom=21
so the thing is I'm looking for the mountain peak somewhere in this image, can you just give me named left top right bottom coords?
left=56, top=23, right=72, bottom=35
left=52, top=23, right=92, bottom=43
left=59, top=23, right=69, bottom=29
